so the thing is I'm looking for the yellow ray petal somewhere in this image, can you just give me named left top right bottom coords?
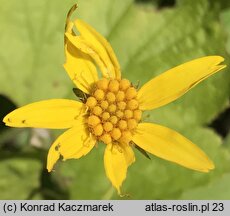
left=104, top=143, right=128, bottom=194
left=64, top=21, right=98, bottom=94
left=132, top=123, right=214, bottom=172
left=120, top=142, right=135, bottom=166
left=47, top=124, right=96, bottom=172
left=65, top=33, right=114, bottom=81
left=137, top=56, right=226, bottom=110
left=65, top=33, right=110, bottom=79
left=75, top=19, right=121, bottom=79
left=3, top=99, right=84, bottom=129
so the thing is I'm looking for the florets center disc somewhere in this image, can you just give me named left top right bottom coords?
left=86, top=78, right=142, bottom=145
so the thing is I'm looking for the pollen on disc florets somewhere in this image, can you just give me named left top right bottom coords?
left=85, top=78, right=142, bottom=145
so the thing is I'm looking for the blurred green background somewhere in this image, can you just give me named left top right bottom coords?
left=0, top=0, right=230, bottom=199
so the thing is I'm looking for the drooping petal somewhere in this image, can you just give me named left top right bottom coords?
left=3, top=99, right=85, bottom=129
left=47, top=124, right=96, bottom=172
left=104, top=143, right=129, bottom=194
left=132, top=123, right=214, bottom=172
left=75, top=19, right=121, bottom=79
left=137, top=56, right=226, bottom=110
left=65, top=32, right=114, bottom=80
left=64, top=21, right=98, bottom=94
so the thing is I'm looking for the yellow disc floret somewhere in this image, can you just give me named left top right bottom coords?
left=100, top=134, right=112, bottom=144
left=102, top=112, right=110, bottom=121
left=119, top=130, right=132, bottom=144
left=116, top=91, right=125, bottom=102
left=86, top=78, right=142, bottom=145
left=118, top=120, right=127, bottom=130
left=106, top=92, right=116, bottom=103
left=124, top=110, right=133, bottom=119
left=108, top=80, right=119, bottom=92
left=87, top=115, right=101, bottom=126
left=111, top=128, right=122, bottom=140
left=100, top=100, right=109, bottom=110
left=97, top=78, right=109, bottom=90
left=133, top=109, right=142, bottom=121
left=103, top=122, right=113, bottom=132
left=94, top=89, right=105, bottom=100
left=86, top=97, right=97, bottom=108
left=117, top=101, right=126, bottom=110
left=92, top=106, right=103, bottom=116
left=93, top=124, right=103, bottom=136
left=116, top=110, right=124, bottom=118
left=109, top=116, right=118, bottom=125
left=125, top=87, right=137, bottom=100
left=127, top=99, right=139, bottom=110
left=119, top=79, right=130, bottom=91
left=108, top=104, right=116, bottom=113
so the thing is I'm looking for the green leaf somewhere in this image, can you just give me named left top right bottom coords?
left=109, top=0, right=230, bottom=129
left=221, top=8, right=230, bottom=56
left=0, top=0, right=230, bottom=200
left=0, top=0, right=77, bottom=105
left=55, top=145, right=112, bottom=199
left=223, top=133, right=230, bottom=152
left=180, top=173, right=230, bottom=199
left=0, top=158, right=41, bottom=199
left=0, top=0, right=135, bottom=106
left=179, top=131, right=230, bottom=199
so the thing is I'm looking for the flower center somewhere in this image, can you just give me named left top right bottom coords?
left=85, top=78, right=142, bottom=145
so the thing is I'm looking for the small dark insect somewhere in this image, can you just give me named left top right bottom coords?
left=73, top=88, right=89, bottom=103
left=134, top=143, right=151, bottom=160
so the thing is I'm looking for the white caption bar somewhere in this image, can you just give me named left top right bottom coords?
left=0, top=200, right=229, bottom=216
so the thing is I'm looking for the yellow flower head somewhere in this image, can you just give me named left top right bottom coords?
left=3, top=5, right=226, bottom=195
